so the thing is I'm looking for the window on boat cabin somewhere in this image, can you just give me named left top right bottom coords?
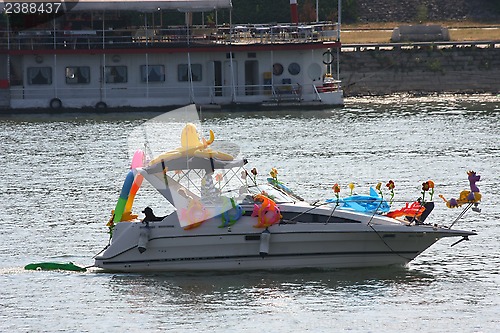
left=27, top=67, right=52, bottom=85
left=140, top=65, right=165, bottom=82
left=103, top=66, right=127, bottom=84
left=65, top=66, right=90, bottom=84
left=177, top=64, right=202, bottom=82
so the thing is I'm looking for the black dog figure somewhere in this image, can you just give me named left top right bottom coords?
left=142, top=207, right=165, bottom=223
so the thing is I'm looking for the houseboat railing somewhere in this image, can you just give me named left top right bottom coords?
left=8, top=82, right=336, bottom=103
left=0, top=22, right=340, bottom=51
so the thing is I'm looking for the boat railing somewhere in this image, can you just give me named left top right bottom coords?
left=0, top=22, right=340, bottom=51
left=8, top=81, right=334, bottom=103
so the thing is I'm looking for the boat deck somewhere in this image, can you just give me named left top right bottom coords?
left=1, top=23, right=340, bottom=52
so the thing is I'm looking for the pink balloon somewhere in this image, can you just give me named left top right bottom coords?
left=130, top=149, right=145, bottom=169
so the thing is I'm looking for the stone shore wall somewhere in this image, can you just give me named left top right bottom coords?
left=339, top=44, right=500, bottom=96
left=355, top=0, right=500, bottom=22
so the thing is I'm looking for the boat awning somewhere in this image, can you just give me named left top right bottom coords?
left=67, top=0, right=232, bottom=12
left=145, top=156, right=246, bottom=174
left=138, top=157, right=246, bottom=209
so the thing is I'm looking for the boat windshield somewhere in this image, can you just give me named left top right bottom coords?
left=241, top=184, right=297, bottom=204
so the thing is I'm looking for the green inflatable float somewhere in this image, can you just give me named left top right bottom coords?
left=24, top=262, right=87, bottom=272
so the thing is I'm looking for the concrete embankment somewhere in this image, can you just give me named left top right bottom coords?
left=339, top=42, right=500, bottom=96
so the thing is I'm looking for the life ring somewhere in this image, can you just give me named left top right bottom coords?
left=49, top=98, right=62, bottom=110
left=95, top=101, right=107, bottom=109
left=322, top=50, right=334, bottom=65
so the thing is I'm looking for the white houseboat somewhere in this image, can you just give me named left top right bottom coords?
left=0, top=0, right=343, bottom=110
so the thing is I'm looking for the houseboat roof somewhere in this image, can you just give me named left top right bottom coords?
left=1, top=0, right=233, bottom=12
left=76, top=0, right=231, bottom=12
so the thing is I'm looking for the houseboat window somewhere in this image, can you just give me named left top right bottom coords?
left=140, top=65, right=165, bottom=82
left=27, top=67, right=52, bottom=85
left=65, top=66, right=90, bottom=84
left=273, top=63, right=283, bottom=76
left=178, top=64, right=202, bottom=82
left=104, top=66, right=127, bottom=83
left=288, top=63, right=301, bottom=75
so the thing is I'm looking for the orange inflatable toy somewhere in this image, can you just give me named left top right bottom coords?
left=386, top=201, right=425, bottom=219
left=180, top=199, right=209, bottom=230
left=251, top=194, right=282, bottom=228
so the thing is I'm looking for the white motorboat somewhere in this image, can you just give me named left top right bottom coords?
left=93, top=122, right=479, bottom=272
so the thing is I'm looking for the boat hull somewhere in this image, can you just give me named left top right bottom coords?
left=94, top=216, right=472, bottom=272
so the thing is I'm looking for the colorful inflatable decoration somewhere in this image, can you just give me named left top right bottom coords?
left=421, top=180, right=435, bottom=202
left=124, top=149, right=145, bottom=217
left=180, top=199, right=209, bottom=230
left=386, top=201, right=425, bottom=219
left=252, top=194, right=282, bottom=228
left=348, top=183, right=355, bottom=196
left=386, top=180, right=395, bottom=205
left=112, top=150, right=145, bottom=224
left=123, top=174, right=143, bottom=216
left=267, top=168, right=303, bottom=200
left=149, top=123, right=233, bottom=165
left=267, top=178, right=303, bottom=200
left=439, top=171, right=481, bottom=208
left=327, top=188, right=390, bottom=214
left=113, top=170, right=135, bottom=223
left=130, top=149, right=145, bottom=169
left=218, top=196, right=244, bottom=228
left=25, top=262, right=87, bottom=272
left=111, top=210, right=139, bottom=222
left=250, top=168, right=258, bottom=184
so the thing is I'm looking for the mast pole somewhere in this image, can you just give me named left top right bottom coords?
left=337, top=0, right=341, bottom=85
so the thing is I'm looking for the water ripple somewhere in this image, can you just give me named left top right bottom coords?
left=1, top=97, right=499, bottom=332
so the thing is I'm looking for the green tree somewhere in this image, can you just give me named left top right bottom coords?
left=230, top=0, right=358, bottom=24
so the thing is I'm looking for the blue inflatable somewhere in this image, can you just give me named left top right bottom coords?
left=327, top=187, right=390, bottom=213
left=218, top=197, right=244, bottom=228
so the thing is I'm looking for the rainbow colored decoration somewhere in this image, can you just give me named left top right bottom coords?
left=112, top=150, right=145, bottom=223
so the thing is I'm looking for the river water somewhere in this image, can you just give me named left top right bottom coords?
left=1, top=95, right=499, bottom=332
